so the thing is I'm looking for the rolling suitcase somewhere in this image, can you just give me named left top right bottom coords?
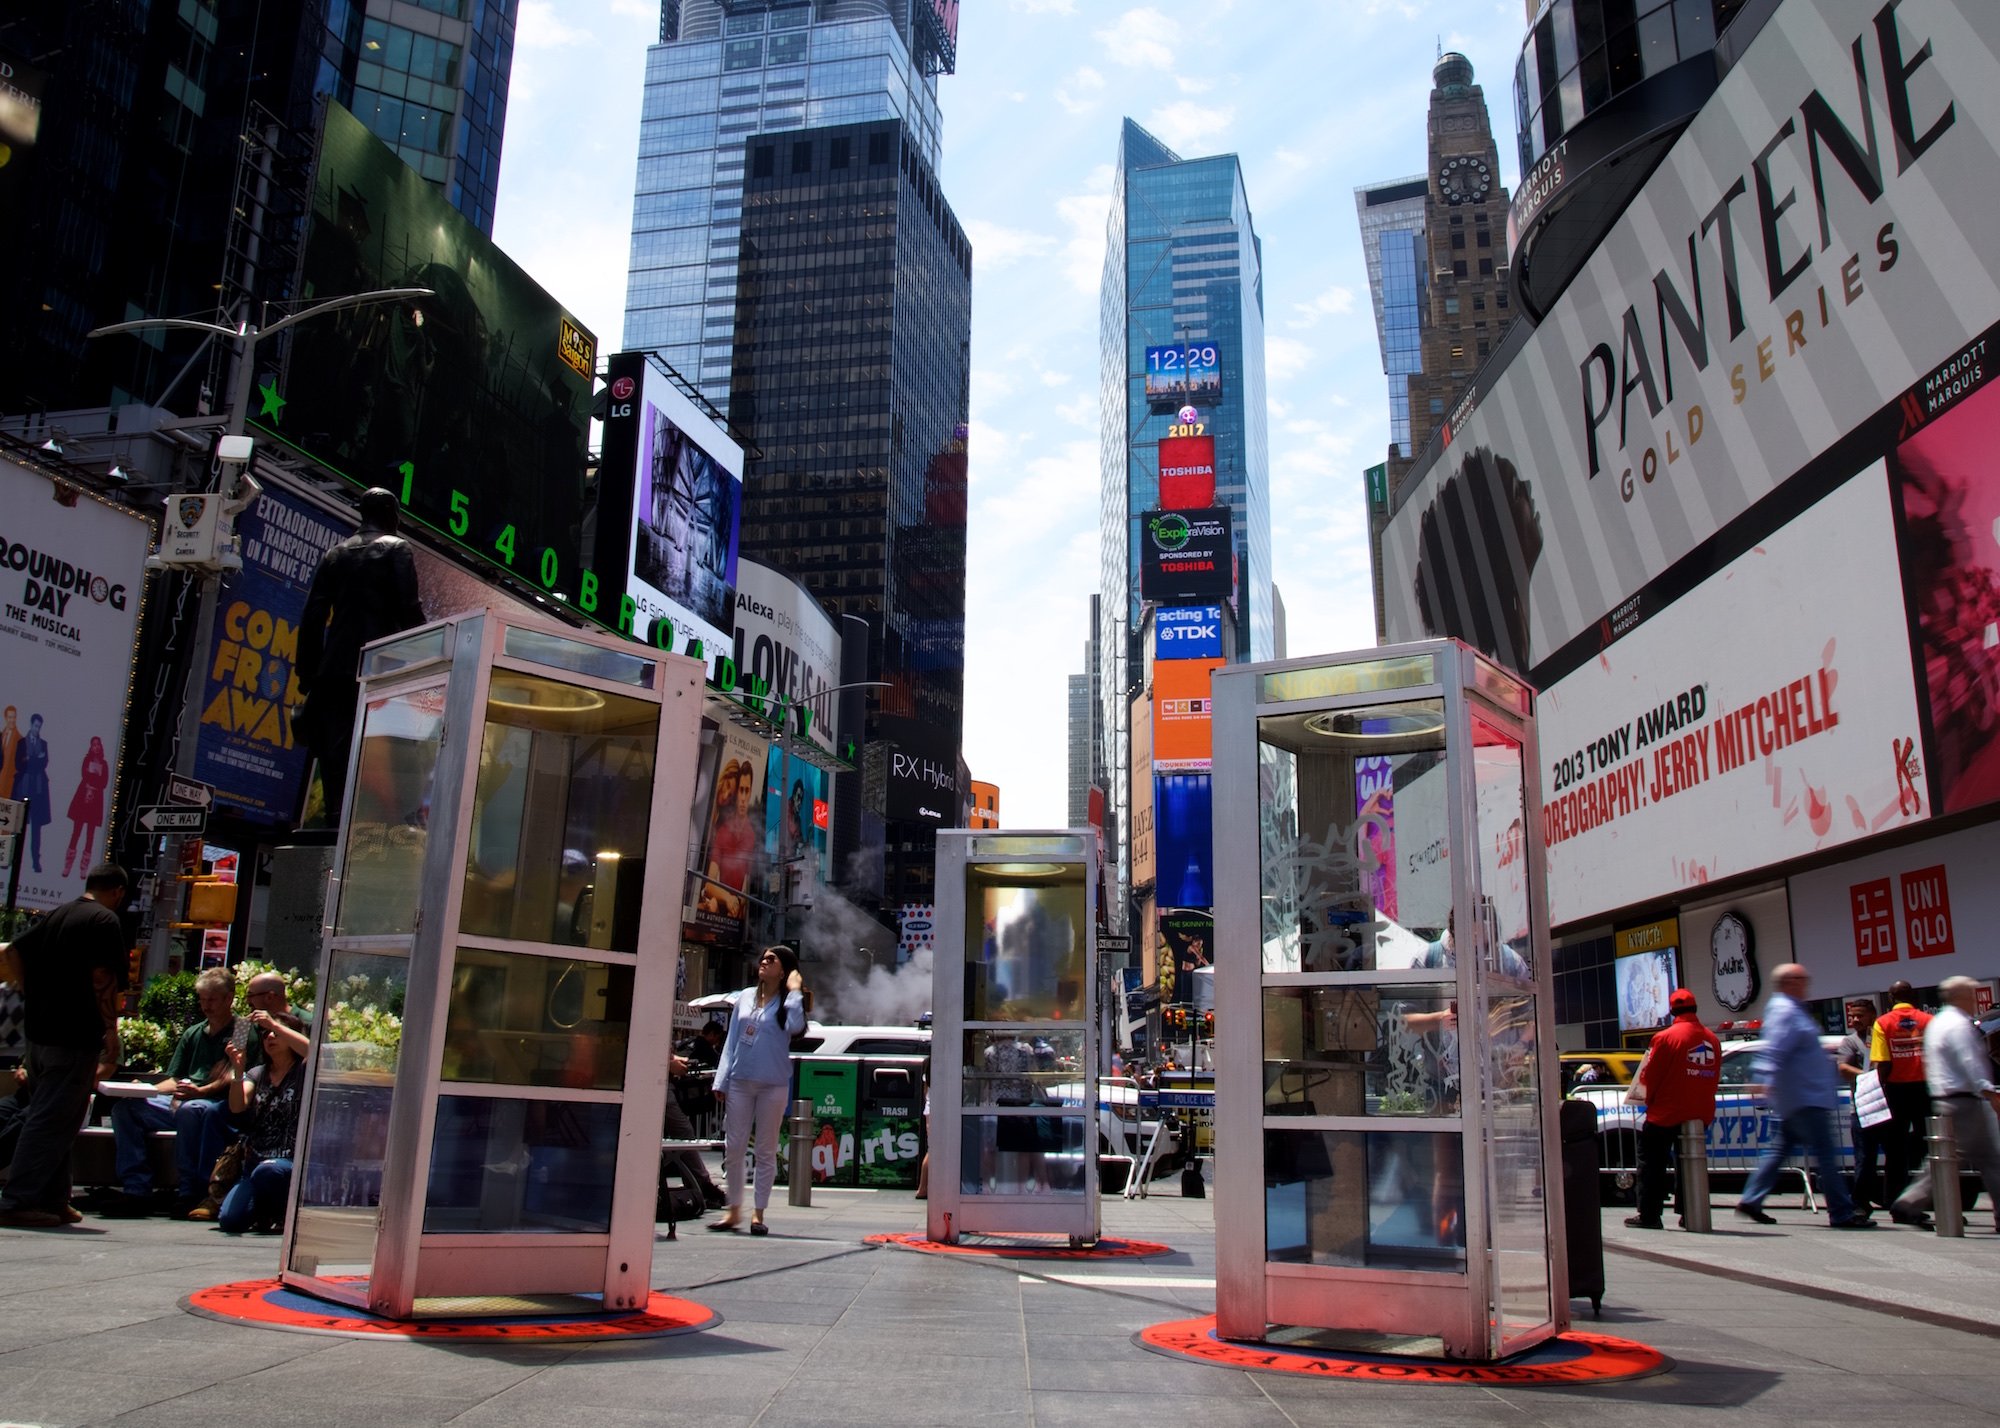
left=1560, top=1097, right=1605, bottom=1315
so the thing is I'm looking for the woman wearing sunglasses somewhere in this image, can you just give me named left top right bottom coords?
left=709, top=946, right=806, bottom=1235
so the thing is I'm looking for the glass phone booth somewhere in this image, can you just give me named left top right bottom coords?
left=929, top=831, right=1100, bottom=1245
left=1209, top=641, right=1564, bottom=1360
left=279, top=610, right=705, bottom=1317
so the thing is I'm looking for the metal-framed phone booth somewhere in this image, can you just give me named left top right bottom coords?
left=1210, top=640, right=1565, bottom=1360
left=279, top=608, right=704, bottom=1317
left=928, top=830, right=1100, bottom=1245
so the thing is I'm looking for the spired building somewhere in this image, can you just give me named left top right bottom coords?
left=1, top=0, right=520, bottom=416
left=1097, top=117, right=1271, bottom=935
left=729, top=116, right=971, bottom=912
left=1361, top=50, right=1514, bottom=639
left=622, top=0, right=956, bottom=415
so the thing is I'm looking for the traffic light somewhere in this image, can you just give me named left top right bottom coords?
left=1201, top=1010, right=1214, bottom=1039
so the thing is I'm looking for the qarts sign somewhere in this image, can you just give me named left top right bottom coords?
left=1139, top=507, right=1232, bottom=603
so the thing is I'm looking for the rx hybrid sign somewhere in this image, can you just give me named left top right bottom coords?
left=1156, top=605, right=1223, bottom=660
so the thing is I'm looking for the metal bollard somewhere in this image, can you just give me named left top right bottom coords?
left=1678, top=1119, right=1712, bottom=1233
left=787, top=1099, right=816, bottom=1208
left=1930, top=1110, right=1964, bottom=1238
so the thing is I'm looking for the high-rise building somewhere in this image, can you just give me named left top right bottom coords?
left=730, top=115, right=971, bottom=912
left=1354, top=176, right=1429, bottom=462
left=1361, top=53, right=1514, bottom=639
left=1, top=0, right=520, bottom=416
left=1067, top=671, right=1092, bottom=827
left=1097, top=117, right=1270, bottom=933
left=621, top=0, right=956, bottom=414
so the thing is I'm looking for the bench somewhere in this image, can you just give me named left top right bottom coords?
left=0, top=1126, right=179, bottom=1192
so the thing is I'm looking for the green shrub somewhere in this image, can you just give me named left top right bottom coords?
left=136, top=970, right=201, bottom=1031
left=116, top=1017, right=175, bottom=1075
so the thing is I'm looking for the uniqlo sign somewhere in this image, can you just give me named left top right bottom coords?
left=1849, top=878, right=1897, bottom=967
left=1900, top=864, right=1956, bottom=959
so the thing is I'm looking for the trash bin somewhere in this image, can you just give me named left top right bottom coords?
left=1559, top=1097, right=1605, bottom=1316
left=792, top=1057, right=858, bottom=1187
left=855, top=1057, right=927, bottom=1189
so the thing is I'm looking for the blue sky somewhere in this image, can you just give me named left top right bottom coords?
left=492, top=0, right=1528, bottom=825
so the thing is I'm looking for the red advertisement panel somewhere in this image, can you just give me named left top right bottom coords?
left=1899, top=864, right=1955, bottom=958
left=1158, top=435, right=1216, bottom=510
left=1849, top=878, right=1897, bottom=967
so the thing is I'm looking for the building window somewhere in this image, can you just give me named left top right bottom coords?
left=752, top=144, right=774, bottom=178
left=768, top=31, right=806, bottom=64
left=1429, top=397, right=1445, bottom=414
left=1473, top=293, right=1486, bottom=311
left=724, top=37, right=762, bottom=70
left=1478, top=257, right=1494, bottom=275
left=1497, top=290, right=1510, bottom=309
left=1477, top=339, right=1489, bottom=357
left=1444, top=296, right=1460, bottom=315
left=1476, top=228, right=1491, bottom=247
left=1450, top=230, right=1465, bottom=250
left=792, top=140, right=812, bottom=173
left=868, top=130, right=891, bottom=165
left=1449, top=344, right=1464, bottom=360
left=1452, top=260, right=1467, bottom=278
left=830, top=135, right=850, bottom=169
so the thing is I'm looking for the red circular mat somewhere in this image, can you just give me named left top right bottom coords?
left=866, top=1231, right=1172, bottom=1259
left=183, top=1278, right=719, bottom=1341
left=1138, top=1316, right=1671, bottom=1385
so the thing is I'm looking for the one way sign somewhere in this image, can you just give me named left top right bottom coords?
left=138, top=805, right=206, bottom=835
left=167, top=775, right=215, bottom=809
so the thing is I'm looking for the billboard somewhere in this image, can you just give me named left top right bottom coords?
left=584, top=351, right=744, bottom=676
left=1158, top=908, right=1213, bottom=1006
left=1152, top=657, right=1221, bottom=773
left=878, top=715, right=961, bottom=826
left=193, top=489, right=354, bottom=824
left=1383, top=0, right=2000, bottom=678
left=1154, top=771, right=1212, bottom=908
left=0, top=458, right=150, bottom=910
left=1536, top=466, right=1926, bottom=926
left=1155, top=604, right=1222, bottom=660
left=1157, top=434, right=1216, bottom=510
left=260, top=103, right=597, bottom=609
left=687, top=719, right=769, bottom=935
left=730, top=559, right=838, bottom=753
left=1129, top=687, right=1154, bottom=891
left=763, top=744, right=829, bottom=898
left=1138, top=507, right=1232, bottom=603
left=1144, top=342, right=1222, bottom=404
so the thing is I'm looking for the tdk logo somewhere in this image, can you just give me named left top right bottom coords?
left=1159, top=623, right=1217, bottom=641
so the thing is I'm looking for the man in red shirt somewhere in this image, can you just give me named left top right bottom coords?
left=1627, top=989, right=1722, bottom=1230
left=1871, top=981, right=1932, bottom=1201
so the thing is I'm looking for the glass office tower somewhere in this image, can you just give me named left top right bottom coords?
left=1, top=0, right=519, bottom=414
left=1354, top=177, right=1428, bottom=461
left=622, top=0, right=951, bottom=413
left=1097, top=117, right=1271, bottom=930
left=729, top=116, right=971, bottom=909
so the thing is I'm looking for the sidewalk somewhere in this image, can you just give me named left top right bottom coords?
left=2, top=1185, right=1997, bottom=1427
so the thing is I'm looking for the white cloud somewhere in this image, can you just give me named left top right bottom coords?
left=1055, top=65, right=1105, bottom=115
left=1054, top=168, right=1115, bottom=296
left=1094, top=7, right=1178, bottom=69
left=1144, top=101, right=1235, bottom=151
left=515, top=0, right=591, bottom=49
left=1054, top=391, right=1096, bottom=427
left=1040, top=368, right=1071, bottom=388
left=607, top=0, right=655, bottom=16
left=962, top=218, right=1058, bottom=270
left=1174, top=75, right=1214, bottom=95
left=1265, top=335, right=1314, bottom=383
left=1014, top=0, right=1077, bottom=12
left=1288, top=283, right=1356, bottom=329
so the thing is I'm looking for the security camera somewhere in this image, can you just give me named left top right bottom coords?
left=217, top=434, right=255, bottom=463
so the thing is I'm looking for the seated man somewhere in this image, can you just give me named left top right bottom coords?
left=241, top=971, right=310, bottom=1059
left=103, top=969, right=242, bottom=1217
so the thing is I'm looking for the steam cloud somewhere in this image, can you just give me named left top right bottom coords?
left=797, top=885, right=933, bottom=1027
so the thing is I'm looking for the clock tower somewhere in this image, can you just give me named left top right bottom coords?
left=1401, top=51, right=1512, bottom=484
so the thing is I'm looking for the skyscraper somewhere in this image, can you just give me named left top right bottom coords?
left=1067, top=671, right=1092, bottom=827
left=1097, top=117, right=1270, bottom=933
left=621, top=0, right=956, bottom=414
left=0, top=0, right=521, bottom=416
left=730, top=115, right=971, bottom=911
left=1361, top=52, right=1514, bottom=639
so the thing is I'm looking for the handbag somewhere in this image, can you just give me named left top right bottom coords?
left=187, top=1138, right=249, bottom=1222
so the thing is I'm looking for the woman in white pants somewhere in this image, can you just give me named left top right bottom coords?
left=710, top=945, right=805, bottom=1234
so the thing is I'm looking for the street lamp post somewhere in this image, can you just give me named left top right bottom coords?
left=88, top=288, right=432, bottom=976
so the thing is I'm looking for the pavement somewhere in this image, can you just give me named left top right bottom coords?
left=1, top=1180, right=1997, bottom=1428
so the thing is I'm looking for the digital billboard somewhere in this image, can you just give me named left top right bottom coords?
left=193, top=488, right=354, bottom=824
left=1157, top=434, right=1216, bottom=510
left=1138, top=507, right=1232, bottom=603
left=731, top=559, right=839, bottom=754
left=597, top=350, right=743, bottom=676
left=258, top=102, right=598, bottom=609
left=1158, top=908, right=1213, bottom=1006
left=878, top=714, right=961, bottom=826
left=1154, top=604, right=1222, bottom=660
left=1153, top=657, right=1222, bottom=773
left=1144, top=343, right=1222, bottom=404
left=1129, top=688, right=1154, bottom=890
left=0, top=458, right=150, bottom=910
left=1154, top=772, right=1213, bottom=909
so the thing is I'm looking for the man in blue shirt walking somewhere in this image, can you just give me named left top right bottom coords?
left=1737, top=963, right=1874, bottom=1228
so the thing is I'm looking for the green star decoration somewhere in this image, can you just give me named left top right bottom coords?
left=258, top=380, right=286, bottom=421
